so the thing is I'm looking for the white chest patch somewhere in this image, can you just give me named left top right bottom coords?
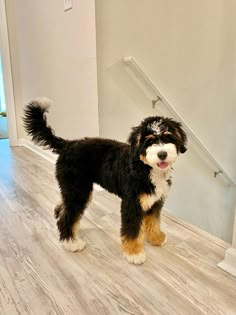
left=139, top=169, right=171, bottom=212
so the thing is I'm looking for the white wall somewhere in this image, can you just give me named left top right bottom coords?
left=6, top=0, right=99, bottom=139
left=96, top=0, right=236, bottom=242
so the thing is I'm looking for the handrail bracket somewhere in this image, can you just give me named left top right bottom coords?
left=152, top=96, right=162, bottom=108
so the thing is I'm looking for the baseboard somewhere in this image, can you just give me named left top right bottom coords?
left=218, top=248, right=236, bottom=277
left=18, top=138, right=104, bottom=191
left=18, top=138, right=57, bottom=164
left=162, top=209, right=230, bottom=250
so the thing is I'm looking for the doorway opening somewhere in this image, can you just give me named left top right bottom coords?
left=0, top=54, right=8, bottom=140
left=0, top=0, right=17, bottom=146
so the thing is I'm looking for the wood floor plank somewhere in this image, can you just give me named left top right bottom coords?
left=0, top=139, right=236, bottom=315
left=86, top=196, right=235, bottom=315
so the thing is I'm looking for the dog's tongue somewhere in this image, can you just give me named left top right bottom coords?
left=158, top=162, right=169, bottom=169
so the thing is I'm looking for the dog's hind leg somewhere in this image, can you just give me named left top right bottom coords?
left=55, top=186, right=92, bottom=252
left=120, top=198, right=146, bottom=264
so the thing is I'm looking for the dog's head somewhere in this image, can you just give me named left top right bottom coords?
left=128, top=116, right=187, bottom=171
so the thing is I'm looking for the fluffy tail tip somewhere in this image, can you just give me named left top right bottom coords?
left=31, top=97, right=53, bottom=109
left=23, top=97, right=53, bottom=135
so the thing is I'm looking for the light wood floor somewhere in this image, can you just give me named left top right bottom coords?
left=0, top=139, right=236, bottom=315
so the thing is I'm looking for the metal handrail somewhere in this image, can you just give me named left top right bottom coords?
left=123, top=56, right=236, bottom=186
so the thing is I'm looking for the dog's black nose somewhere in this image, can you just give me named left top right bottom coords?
left=158, top=151, right=167, bottom=160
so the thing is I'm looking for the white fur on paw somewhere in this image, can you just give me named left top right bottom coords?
left=124, top=252, right=146, bottom=265
left=63, top=238, right=86, bottom=252
left=161, top=234, right=167, bottom=247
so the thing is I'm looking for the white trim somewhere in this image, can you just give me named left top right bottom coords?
left=218, top=248, right=236, bottom=277
left=18, top=138, right=57, bottom=164
left=123, top=56, right=236, bottom=186
left=0, top=0, right=18, bottom=146
left=218, top=205, right=236, bottom=277
left=18, top=138, right=104, bottom=191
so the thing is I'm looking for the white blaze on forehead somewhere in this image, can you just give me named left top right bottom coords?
left=145, top=143, right=177, bottom=165
left=149, top=121, right=162, bottom=135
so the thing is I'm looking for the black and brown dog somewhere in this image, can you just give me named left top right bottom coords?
left=23, top=99, right=187, bottom=264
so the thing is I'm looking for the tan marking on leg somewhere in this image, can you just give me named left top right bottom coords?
left=122, top=222, right=146, bottom=264
left=144, top=214, right=167, bottom=246
left=122, top=233, right=144, bottom=255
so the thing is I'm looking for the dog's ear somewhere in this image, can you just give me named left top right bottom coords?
left=180, top=144, right=187, bottom=154
left=174, top=124, right=187, bottom=154
left=127, top=126, right=142, bottom=148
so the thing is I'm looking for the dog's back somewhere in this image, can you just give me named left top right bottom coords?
left=23, top=98, right=141, bottom=197
left=56, top=137, right=131, bottom=197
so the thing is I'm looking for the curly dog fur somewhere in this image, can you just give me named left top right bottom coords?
left=23, top=98, right=187, bottom=264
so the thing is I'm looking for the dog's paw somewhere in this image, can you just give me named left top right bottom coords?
left=124, top=252, right=146, bottom=265
left=160, top=233, right=167, bottom=247
left=63, top=238, right=86, bottom=252
left=147, top=231, right=167, bottom=247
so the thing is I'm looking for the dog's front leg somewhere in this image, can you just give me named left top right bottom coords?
left=144, top=209, right=167, bottom=246
left=120, top=199, right=146, bottom=264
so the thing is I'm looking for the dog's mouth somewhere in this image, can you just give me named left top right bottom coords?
left=157, top=162, right=169, bottom=169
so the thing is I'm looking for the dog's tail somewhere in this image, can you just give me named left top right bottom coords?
left=23, top=98, right=67, bottom=154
